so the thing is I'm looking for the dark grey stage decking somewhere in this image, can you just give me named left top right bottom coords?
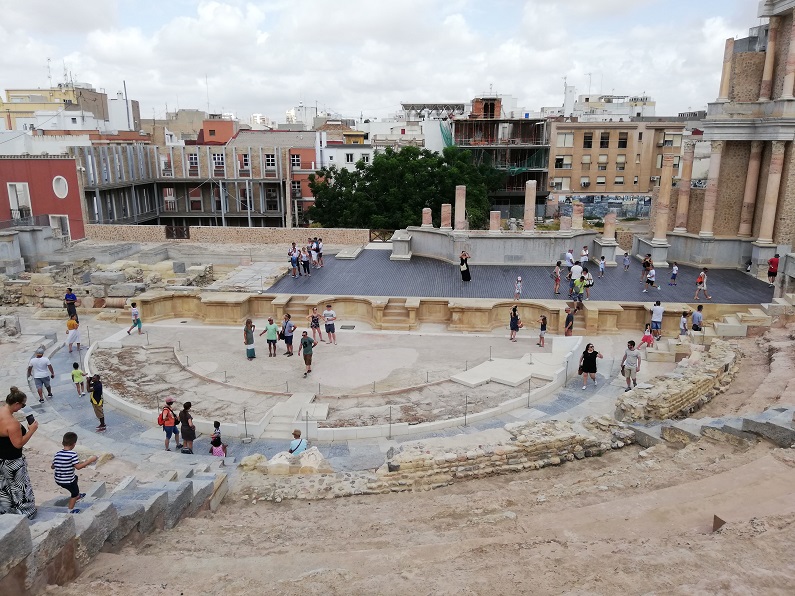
left=267, top=249, right=774, bottom=304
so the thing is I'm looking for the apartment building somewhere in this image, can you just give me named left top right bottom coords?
left=546, top=120, right=686, bottom=204
left=451, top=96, right=549, bottom=218
left=74, top=125, right=321, bottom=229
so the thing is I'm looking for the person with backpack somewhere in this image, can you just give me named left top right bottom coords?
left=694, top=267, right=712, bottom=300
left=158, top=397, right=182, bottom=451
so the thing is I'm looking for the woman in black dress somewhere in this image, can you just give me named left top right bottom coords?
left=460, top=251, right=471, bottom=282
left=579, top=343, right=603, bottom=390
left=179, top=402, right=196, bottom=454
left=509, top=305, right=520, bottom=342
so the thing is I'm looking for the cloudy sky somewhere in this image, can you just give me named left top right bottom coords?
left=2, top=0, right=761, bottom=122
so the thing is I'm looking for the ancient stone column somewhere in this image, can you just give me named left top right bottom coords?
left=440, top=203, right=452, bottom=229
left=421, top=207, right=432, bottom=227
left=523, top=180, right=537, bottom=232
left=759, top=16, right=779, bottom=101
left=602, top=212, right=617, bottom=241
left=783, top=19, right=795, bottom=100
left=757, top=141, right=786, bottom=244
left=717, top=38, right=734, bottom=102
left=454, top=185, right=467, bottom=230
left=560, top=216, right=572, bottom=232
left=653, top=155, right=675, bottom=243
left=489, top=210, right=501, bottom=233
left=738, top=140, right=764, bottom=237
left=571, top=201, right=584, bottom=230
left=699, top=141, right=724, bottom=238
left=673, top=140, right=696, bottom=232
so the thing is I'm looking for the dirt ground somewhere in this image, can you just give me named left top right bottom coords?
left=39, top=324, right=795, bottom=595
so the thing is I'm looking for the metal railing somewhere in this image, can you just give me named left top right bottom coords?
left=0, top=213, right=52, bottom=230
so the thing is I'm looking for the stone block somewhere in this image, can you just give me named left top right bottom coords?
left=742, top=411, right=795, bottom=448
left=0, top=514, right=32, bottom=579
left=186, top=476, right=215, bottom=517
left=73, top=501, right=118, bottom=569
left=660, top=420, right=702, bottom=445
left=116, top=489, right=169, bottom=534
left=27, top=512, right=77, bottom=590
left=144, top=480, right=194, bottom=530
left=700, top=419, right=757, bottom=448
left=629, top=424, right=663, bottom=448
left=106, top=501, right=145, bottom=546
left=107, top=283, right=146, bottom=297
left=172, top=262, right=186, bottom=274
left=90, top=271, right=126, bottom=285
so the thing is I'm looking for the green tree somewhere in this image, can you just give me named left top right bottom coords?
left=307, top=146, right=504, bottom=229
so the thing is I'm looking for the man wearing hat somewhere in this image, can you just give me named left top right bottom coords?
left=27, top=348, right=55, bottom=403
left=161, top=397, right=182, bottom=451
left=288, top=429, right=307, bottom=455
left=259, top=316, right=280, bottom=357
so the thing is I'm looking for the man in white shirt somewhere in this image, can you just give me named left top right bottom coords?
left=27, top=348, right=55, bottom=402
left=580, top=246, right=589, bottom=266
left=643, top=267, right=660, bottom=292
left=621, top=340, right=641, bottom=392
left=564, top=249, right=575, bottom=269
left=650, top=300, right=664, bottom=340
left=322, top=303, right=337, bottom=345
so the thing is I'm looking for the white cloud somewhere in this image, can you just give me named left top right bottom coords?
left=0, top=0, right=764, bottom=121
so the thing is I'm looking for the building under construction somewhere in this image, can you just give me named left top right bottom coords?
left=452, top=96, right=549, bottom=218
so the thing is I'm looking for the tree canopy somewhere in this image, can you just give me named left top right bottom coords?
left=307, top=146, right=504, bottom=230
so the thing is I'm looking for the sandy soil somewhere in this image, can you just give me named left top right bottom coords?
left=38, top=323, right=795, bottom=595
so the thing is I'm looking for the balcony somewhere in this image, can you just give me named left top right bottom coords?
left=0, top=211, right=52, bottom=230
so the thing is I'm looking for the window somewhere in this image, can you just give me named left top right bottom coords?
left=596, top=176, right=606, bottom=186
left=582, top=133, right=593, bottom=149
left=345, top=153, right=354, bottom=163
left=7, top=182, right=31, bottom=217
left=213, top=186, right=226, bottom=212
left=362, top=154, right=370, bottom=164
left=241, top=154, right=250, bottom=169
left=636, top=153, right=641, bottom=163
left=581, top=155, right=592, bottom=164
left=656, top=154, right=663, bottom=168
left=265, top=153, right=276, bottom=167
left=616, top=154, right=626, bottom=171
left=328, top=156, right=334, bottom=161
left=212, top=153, right=225, bottom=168
left=663, top=133, right=682, bottom=147
left=673, top=155, right=681, bottom=169
left=400, top=128, right=406, bottom=135
left=52, top=176, right=69, bottom=199
left=188, top=153, right=199, bottom=171
left=598, top=154, right=608, bottom=170
left=638, top=132, right=643, bottom=141
left=551, top=177, right=571, bottom=191
left=291, top=180, right=302, bottom=197
left=600, top=132, right=610, bottom=148
left=209, top=129, right=216, bottom=137
left=189, top=188, right=202, bottom=211
left=556, top=132, right=574, bottom=147
left=554, top=155, right=572, bottom=169
left=580, top=176, right=590, bottom=188
left=291, top=154, right=301, bottom=168
left=618, top=132, right=628, bottom=148
left=614, top=176, right=625, bottom=185
left=265, top=188, right=278, bottom=211
left=240, top=188, right=250, bottom=211
left=634, top=176, right=639, bottom=185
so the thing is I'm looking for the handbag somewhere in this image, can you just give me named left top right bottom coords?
left=518, top=320, right=524, bottom=329
left=577, top=365, right=583, bottom=375
left=460, top=264, right=467, bottom=271
left=278, top=330, right=285, bottom=340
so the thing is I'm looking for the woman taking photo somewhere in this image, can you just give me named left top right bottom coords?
left=579, top=343, right=603, bottom=390
left=459, top=250, right=471, bottom=282
left=0, top=387, right=38, bottom=518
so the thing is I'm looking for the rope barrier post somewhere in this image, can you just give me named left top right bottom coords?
left=178, top=340, right=181, bottom=351
left=223, top=371, right=227, bottom=383
left=305, top=410, right=309, bottom=441
left=489, top=346, right=492, bottom=361
left=242, top=408, right=252, bottom=443
left=185, top=355, right=189, bottom=367
left=86, top=325, right=91, bottom=347
left=464, top=395, right=468, bottom=426
left=286, top=381, right=289, bottom=393
left=426, top=371, right=429, bottom=384
left=318, top=383, right=321, bottom=395
left=527, top=379, right=531, bottom=408
left=372, top=380, right=376, bottom=393
left=146, top=331, right=149, bottom=345
left=388, top=405, right=392, bottom=440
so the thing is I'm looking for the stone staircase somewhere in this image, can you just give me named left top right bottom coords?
left=630, top=405, right=795, bottom=450
left=261, top=392, right=325, bottom=439
left=0, top=458, right=230, bottom=596
left=761, top=292, right=795, bottom=316
left=381, top=298, right=411, bottom=330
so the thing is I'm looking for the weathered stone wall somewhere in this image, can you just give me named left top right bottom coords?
left=685, top=187, right=706, bottom=234
left=615, top=230, right=634, bottom=252
left=85, top=225, right=167, bottom=243
left=85, top=225, right=370, bottom=246
left=235, top=420, right=633, bottom=502
left=714, top=141, right=750, bottom=237
left=775, top=139, right=795, bottom=246
left=773, top=13, right=793, bottom=100
left=752, top=141, right=772, bottom=240
left=730, top=52, right=765, bottom=102
left=615, top=339, right=739, bottom=422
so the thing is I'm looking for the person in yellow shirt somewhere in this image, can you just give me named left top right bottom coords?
left=71, top=363, right=86, bottom=397
left=66, top=314, right=80, bottom=353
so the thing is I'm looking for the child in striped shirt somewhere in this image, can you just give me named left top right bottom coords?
left=52, top=432, right=97, bottom=513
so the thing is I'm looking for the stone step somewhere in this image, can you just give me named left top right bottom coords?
left=700, top=418, right=758, bottom=448
left=785, top=293, right=795, bottom=305
left=25, top=510, right=77, bottom=594
left=186, top=475, right=217, bottom=517
left=105, top=501, right=145, bottom=546
left=109, top=488, right=169, bottom=534
left=73, top=501, right=118, bottom=570
left=660, top=419, right=703, bottom=445
left=760, top=302, right=786, bottom=316
left=713, top=316, right=747, bottom=337
left=645, top=345, right=675, bottom=362
left=738, top=308, right=773, bottom=326
left=741, top=408, right=795, bottom=448
left=131, top=480, right=193, bottom=530
left=629, top=424, right=663, bottom=448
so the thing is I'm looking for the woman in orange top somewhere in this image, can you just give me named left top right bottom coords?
left=66, top=314, right=81, bottom=353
